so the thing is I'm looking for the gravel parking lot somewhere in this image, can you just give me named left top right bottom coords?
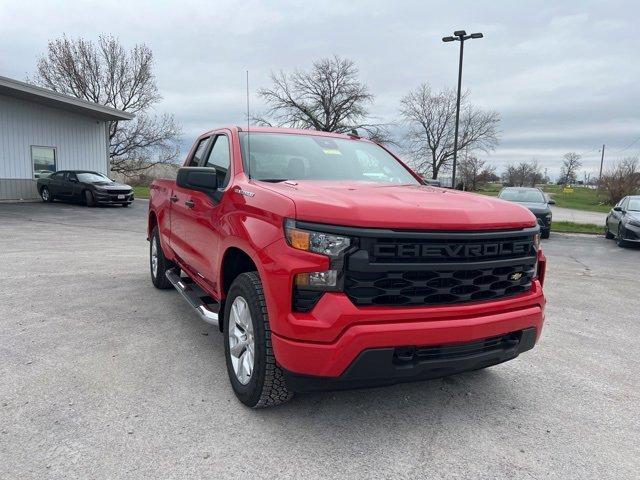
left=1, top=201, right=638, bottom=480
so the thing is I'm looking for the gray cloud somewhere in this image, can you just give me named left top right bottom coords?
left=1, top=0, right=639, bottom=178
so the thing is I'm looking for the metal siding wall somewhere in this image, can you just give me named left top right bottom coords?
left=0, top=94, right=108, bottom=200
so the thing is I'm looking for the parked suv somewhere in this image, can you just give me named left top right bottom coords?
left=148, top=127, right=547, bottom=408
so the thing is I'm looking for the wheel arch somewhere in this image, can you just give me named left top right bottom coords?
left=148, top=210, right=158, bottom=240
left=219, top=247, right=260, bottom=332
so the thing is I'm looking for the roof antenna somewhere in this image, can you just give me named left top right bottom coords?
left=246, top=70, right=251, bottom=179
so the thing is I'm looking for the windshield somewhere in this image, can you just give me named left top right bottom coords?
left=239, top=132, right=419, bottom=185
left=77, top=172, right=110, bottom=183
left=628, top=198, right=640, bottom=211
left=499, top=189, right=545, bottom=203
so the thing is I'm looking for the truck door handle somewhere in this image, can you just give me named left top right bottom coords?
left=170, top=195, right=178, bottom=203
left=185, top=200, right=195, bottom=208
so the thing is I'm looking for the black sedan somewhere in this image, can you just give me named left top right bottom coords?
left=37, top=170, right=134, bottom=207
left=605, top=195, right=640, bottom=247
left=498, top=187, right=553, bottom=238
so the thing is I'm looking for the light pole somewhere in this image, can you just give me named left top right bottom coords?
left=442, top=30, right=483, bottom=189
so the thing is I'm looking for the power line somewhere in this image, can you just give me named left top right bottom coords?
left=579, top=146, right=599, bottom=156
left=613, top=135, right=640, bottom=154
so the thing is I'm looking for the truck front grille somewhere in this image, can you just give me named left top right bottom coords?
left=344, top=227, right=539, bottom=307
left=345, top=263, right=535, bottom=306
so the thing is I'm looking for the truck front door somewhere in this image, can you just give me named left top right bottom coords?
left=185, top=133, right=232, bottom=292
left=169, top=136, right=211, bottom=268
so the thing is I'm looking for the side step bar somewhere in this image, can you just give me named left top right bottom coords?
left=165, top=268, right=220, bottom=327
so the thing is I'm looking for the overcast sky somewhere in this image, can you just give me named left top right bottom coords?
left=2, top=0, right=639, bottom=179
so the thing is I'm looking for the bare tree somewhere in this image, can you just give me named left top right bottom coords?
left=256, top=55, right=390, bottom=141
left=501, top=158, right=542, bottom=187
left=458, top=155, right=483, bottom=190
left=558, top=152, right=582, bottom=185
left=478, top=164, right=499, bottom=184
left=399, top=84, right=499, bottom=179
left=600, top=157, right=640, bottom=204
left=29, top=35, right=181, bottom=176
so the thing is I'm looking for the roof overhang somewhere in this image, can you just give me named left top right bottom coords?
left=0, top=74, right=134, bottom=121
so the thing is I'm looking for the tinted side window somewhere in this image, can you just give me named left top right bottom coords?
left=188, top=137, right=210, bottom=167
left=204, top=135, right=231, bottom=188
left=67, top=172, right=78, bottom=182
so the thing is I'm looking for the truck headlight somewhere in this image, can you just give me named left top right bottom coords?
left=533, top=233, right=540, bottom=250
left=295, top=270, right=338, bottom=288
left=284, top=219, right=351, bottom=258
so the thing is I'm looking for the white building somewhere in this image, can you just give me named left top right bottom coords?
left=0, top=75, right=132, bottom=201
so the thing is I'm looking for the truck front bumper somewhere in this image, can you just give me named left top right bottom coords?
left=282, top=327, right=537, bottom=392
left=270, top=281, right=545, bottom=387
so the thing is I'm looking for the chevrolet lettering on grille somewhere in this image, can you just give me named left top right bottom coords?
left=373, top=241, right=532, bottom=259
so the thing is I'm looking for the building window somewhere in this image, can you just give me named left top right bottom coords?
left=31, top=146, right=56, bottom=179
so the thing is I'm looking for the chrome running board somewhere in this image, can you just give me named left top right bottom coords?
left=165, top=268, right=220, bottom=327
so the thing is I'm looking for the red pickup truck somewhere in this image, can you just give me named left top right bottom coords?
left=148, top=127, right=546, bottom=408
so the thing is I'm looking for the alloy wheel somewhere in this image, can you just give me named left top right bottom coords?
left=151, top=236, right=159, bottom=278
left=228, top=296, right=255, bottom=385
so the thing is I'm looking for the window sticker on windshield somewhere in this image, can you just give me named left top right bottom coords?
left=322, top=148, right=342, bottom=155
left=313, top=137, right=342, bottom=155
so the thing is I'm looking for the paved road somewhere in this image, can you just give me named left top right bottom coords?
left=1, top=201, right=638, bottom=479
left=550, top=205, right=607, bottom=225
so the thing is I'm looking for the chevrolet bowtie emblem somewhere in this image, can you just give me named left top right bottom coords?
left=509, top=272, right=524, bottom=281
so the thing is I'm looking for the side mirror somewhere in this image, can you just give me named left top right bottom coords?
left=547, top=199, right=556, bottom=205
left=613, top=206, right=623, bottom=212
left=176, top=167, right=218, bottom=194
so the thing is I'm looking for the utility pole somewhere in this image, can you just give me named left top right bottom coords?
left=442, top=30, right=483, bottom=189
left=598, top=144, right=605, bottom=185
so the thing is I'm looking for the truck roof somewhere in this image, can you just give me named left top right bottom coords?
left=202, top=126, right=369, bottom=141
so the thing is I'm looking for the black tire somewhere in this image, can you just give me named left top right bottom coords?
left=40, top=186, right=53, bottom=203
left=616, top=225, right=628, bottom=248
left=84, top=190, right=96, bottom=207
left=604, top=225, right=615, bottom=239
left=541, top=229, right=550, bottom=239
left=223, top=272, right=293, bottom=408
left=150, top=226, right=175, bottom=289
left=121, top=203, right=130, bottom=207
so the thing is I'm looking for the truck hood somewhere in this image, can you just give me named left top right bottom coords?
left=261, top=181, right=537, bottom=230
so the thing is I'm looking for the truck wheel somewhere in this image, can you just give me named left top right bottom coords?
left=150, top=226, right=175, bottom=289
left=223, top=272, right=293, bottom=408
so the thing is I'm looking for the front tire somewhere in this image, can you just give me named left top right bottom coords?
left=616, top=225, right=628, bottom=248
left=40, top=187, right=53, bottom=203
left=84, top=190, right=96, bottom=207
left=605, top=225, right=615, bottom=239
left=150, top=227, right=175, bottom=289
left=223, top=272, right=292, bottom=408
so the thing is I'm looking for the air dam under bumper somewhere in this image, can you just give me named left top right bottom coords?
left=283, top=327, right=537, bottom=392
